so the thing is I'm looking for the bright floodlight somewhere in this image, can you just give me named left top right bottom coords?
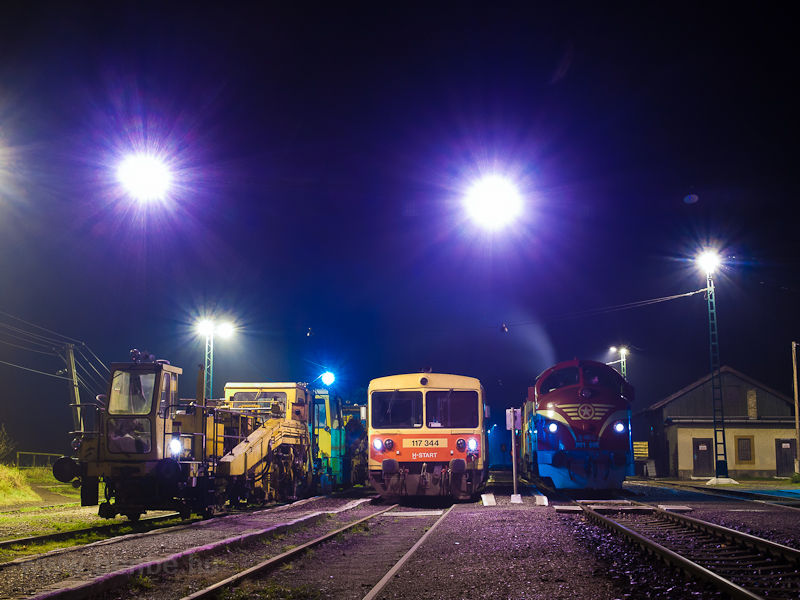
left=117, top=154, right=172, bottom=201
left=321, top=371, right=335, bottom=386
left=217, top=323, right=234, bottom=338
left=197, top=320, right=215, bottom=337
left=620, top=348, right=628, bottom=356
left=697, top=251, right=721, bottom=275
left=609, top=346, right=617, bottom=352
left=464, top=175, right=523, bottom=230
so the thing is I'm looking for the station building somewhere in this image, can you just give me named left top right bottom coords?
left=632, top=366, right=797, bottom=479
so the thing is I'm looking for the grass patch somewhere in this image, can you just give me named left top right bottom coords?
left=130, top=574, right=153, bottom=591
left=0, top=465, right=40, bottom=506
left=22, top=466, right=62, bottom=486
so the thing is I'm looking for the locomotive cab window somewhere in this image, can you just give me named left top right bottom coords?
left=109, top=371, right=157, bottom=415
left=426, top=390, right=479, bottom=428
left=540, top=367, right=579, bottom=395
left=371, top=391, right=423, bottom=429
left=582, top=365, right=621, bottom=393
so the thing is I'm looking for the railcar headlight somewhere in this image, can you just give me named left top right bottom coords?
left=467, top=438, right=478, bottom=452
left=456, top=438, right=466, bottom=452
left=614, top=421, right=626, bottom=433
left=579, top=387, right=592, bottom=399
left=548, top=422, right=558, bottom=434
left=384, top=438, right=394, bottom=451
left=169, top=437, right=182, bottom=456
left=373, top=438, right=384, bottom=452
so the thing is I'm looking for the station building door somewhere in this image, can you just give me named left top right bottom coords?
left=692, top=438, right=714, bottom=477
left=775, top=439, right=796, bottom=477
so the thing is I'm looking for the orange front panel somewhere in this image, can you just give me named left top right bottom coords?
left=369, top=432, right=480, bottom=463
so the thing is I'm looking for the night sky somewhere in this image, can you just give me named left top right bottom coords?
left=1, top=3, right=798, bottom=456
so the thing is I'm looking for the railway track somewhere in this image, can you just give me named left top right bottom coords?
left=0, top=512, right=193, bottom=554
left=581, top=502, right=800, bottom=600
left=0, top=495, right=450, bottom=600
left=180, top=504, right=452, bottom=600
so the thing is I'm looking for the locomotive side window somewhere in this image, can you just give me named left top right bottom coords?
left=107, top=418, right=152, bottom=453
left=540, top=367, right=579, bottom=395
left=109, top=371, right=157, bottom=415
left=583, top=365, right=621, bottom=393
left=425, top=390, right=479, bottom=428
left=371, top=391, right=423, bottom=429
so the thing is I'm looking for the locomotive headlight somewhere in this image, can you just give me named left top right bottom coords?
left=384, top=438, right=394, bottom=451
left=614, top=421, right=626, bottom=433
left=456, top=438, right=466, bottom=452
left=579, top=387, right=592, bottom=399
left=467, top=438, right=478, bottom=452
left=169, top=437, right=182, bottom=456
left=373, top=438, right=384, bottom=452
left=548, top=422, right=558, bottom=434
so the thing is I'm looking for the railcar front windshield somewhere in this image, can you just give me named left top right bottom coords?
left=425, top=390, right=479, bottom=428
left=371, top=391, right=423, bottom=428
left=108, top=371, right=157, bottom=415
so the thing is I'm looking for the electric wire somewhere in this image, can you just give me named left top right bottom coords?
left=76, top=346, right=110, bottom=374
left=0, top=338, right=59, bottom=355
left=0, top=325, right=61, bottom=348
left=0, top=309, right=85, bottom=344
left=0, top=358, right=72, bottom=380
left=75, top=347, right=110, bottom=386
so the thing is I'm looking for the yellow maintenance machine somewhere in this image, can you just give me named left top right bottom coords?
left=52, top=350, right=363, bottom=520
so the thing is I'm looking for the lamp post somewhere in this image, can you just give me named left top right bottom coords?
left=697, top=251, right=729, bottom=480
left=197, top=320, right=234, bottom=401
left=609, top=346, right=628, bottom=379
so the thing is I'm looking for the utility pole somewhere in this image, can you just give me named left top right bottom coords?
left=792, top=341, right=799, bottom=474
left=64, top=344, right=82, bottom=433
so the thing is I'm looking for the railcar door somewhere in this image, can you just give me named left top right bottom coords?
left=692, top=438, right=714, bottom=477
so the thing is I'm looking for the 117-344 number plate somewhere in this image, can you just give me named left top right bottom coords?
left=403, top=438, right=448, bottom=448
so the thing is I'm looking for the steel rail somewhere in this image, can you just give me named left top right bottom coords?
left=361, top=504, right=454, bottom=600
left=179, top=503, right=399, bottom=600
left=581, top=504, right=800, bottom=600
left=0, top=512, right=190, bottom=551
left=625, top=479, right=800, bottom=512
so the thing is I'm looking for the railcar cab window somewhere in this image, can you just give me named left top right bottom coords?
left=109, top=372, right=156, bottom=415
left=426, top=390, right=479, bottom=428
left=583, top=365, right=620, bottom=393
left=232, top=391, right=287, bottom=419
left=540, top=367, right=579, bottom=395
left=372, top=391, right=423, bottom=429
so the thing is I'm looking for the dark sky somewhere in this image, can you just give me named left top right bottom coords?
left=1, top=3, right=798, bottom=454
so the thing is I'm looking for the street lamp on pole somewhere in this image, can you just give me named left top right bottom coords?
left=197, top=320, right=234, bottom=401
left=609, top=346, right=628, bottom=379
left=697, top=250, right=730, bottom=481
left=463, top=175, right=523, bottom=231
left=117, top=153, right=172, bottom=202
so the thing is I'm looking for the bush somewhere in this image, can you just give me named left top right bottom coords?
left=791, top=472, right=800, bottom=484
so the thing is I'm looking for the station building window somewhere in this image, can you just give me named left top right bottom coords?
left=735, top=435, right=755, bottom=464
